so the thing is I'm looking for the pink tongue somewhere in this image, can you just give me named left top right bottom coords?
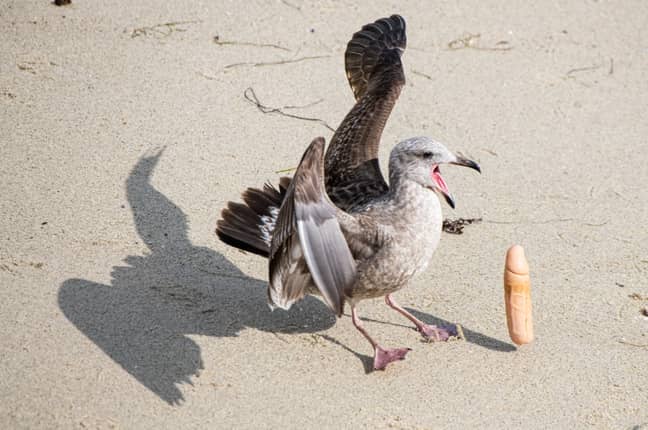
left=432, top=168, right=450, bottom=195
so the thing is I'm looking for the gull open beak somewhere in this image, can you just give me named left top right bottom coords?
left=431, top=155, right=479, bottom=209
left=434, top=155, right=480, bottom=209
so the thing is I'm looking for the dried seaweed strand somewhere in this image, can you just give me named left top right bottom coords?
left=131, top=20, right=202, bottom=38
left=213, top=35, right=290, bottom=52
left=412, top=69, right=433, bottom=80
left=274, top=167, right=297, bottom=174
left=281, top=0, right=302, bottom=11
left=197, top=71, right=218, bottom=80
left=618, top=339, right=648, bottom=349
left=566, top=65, right=600, bottom=76
left=244, top=87, right=334, bottom=132
left=225, top=55, right=330, bottom=69
left=485, top=218, right=576, bottom=225
left=283, top=98, right=324, bottom=109
left=448, top=33, right=512, bottom=51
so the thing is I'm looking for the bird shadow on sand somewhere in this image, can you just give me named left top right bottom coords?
left=57, top=150, right=336, bottom=405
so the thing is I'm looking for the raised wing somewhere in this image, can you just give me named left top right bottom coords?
left=269, top=137, right=357, bottom=316
left=325, top=15, right=407, bottom=211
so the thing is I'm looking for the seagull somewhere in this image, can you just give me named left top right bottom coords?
left=216, top=15, right=481, bottom=370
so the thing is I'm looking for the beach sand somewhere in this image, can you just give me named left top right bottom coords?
left=2, top=0, right=647, bottom=428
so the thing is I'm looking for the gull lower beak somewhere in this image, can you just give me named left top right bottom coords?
left=452, top=156, right=481, bottom=173
left=444, top=193, right=456, bottom=209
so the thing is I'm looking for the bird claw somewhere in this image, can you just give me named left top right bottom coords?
left=418, top=324, right=463, bottom=342
left=373, top=346, right=411, bottom=370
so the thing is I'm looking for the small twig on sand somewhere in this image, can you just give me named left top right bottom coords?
left=448, top=33, right=481, bottom=49
left=486, top=217, right=608, bottom=227
left=275, top=167, right=297, bottom=174
left=412, top=69, right=433, bottom=80
left=131, top=20, right=202, bottom=39
left=618, top=339, right=648, bottom=349
left=442, top=218, right=482, bottom=234
left=566, top=64, right=601, bottom=76
left=17, top=62, right=37, bottom=74
left=244, top=87, right=335, bottom=132
left=484, top=218, right=576, bottom=225
left=281, top=0, right=302, bottom=11
left=448, top=33, right=512, bottom=51
left=213, top=35, right=290, bottom=52
left=582, top=220, right=608, bottom=227
left=283, top=99, right=324, bottom=109
left=608, top=58, right=614, bottom=75
left=197, top=71, right=218, bottom=80
left=225, top=55, right=330, bottom=69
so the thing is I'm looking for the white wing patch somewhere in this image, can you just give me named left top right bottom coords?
left=259, top=206, right=280, bottom=247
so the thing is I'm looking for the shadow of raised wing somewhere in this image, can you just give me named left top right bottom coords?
left=58, top=150, right=335, bottom=404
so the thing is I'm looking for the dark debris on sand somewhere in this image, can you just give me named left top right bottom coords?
left=442, top=218, right=482, bottom=234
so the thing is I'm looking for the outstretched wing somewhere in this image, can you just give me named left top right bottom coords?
left=269, top=137, right=357, bottom=316
left=325, top=15, right=407, bottom=211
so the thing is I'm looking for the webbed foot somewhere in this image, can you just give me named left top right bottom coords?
left=373, top=346, right=411, bottom=370
left=418, top=324, right=463, bottom=342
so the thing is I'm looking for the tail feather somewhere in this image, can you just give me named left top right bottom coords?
left=216, top=223, right=268, bottom=257
left=225, top=201, right=260, bottom=226
left=216, top=179, right=291, bottom=257
left=242, top=187, right=280, bottom=216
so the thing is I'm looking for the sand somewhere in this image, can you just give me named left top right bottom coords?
left=2, top=0, right=647, bottom=428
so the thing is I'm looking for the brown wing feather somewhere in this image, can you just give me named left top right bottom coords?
left=345, top=15, right=407, bottom=101
left=269, top=137, right=359, bottom=316
left=268, top=169, right=310, bottom=309
left=324, top=15, right=407, bottom=211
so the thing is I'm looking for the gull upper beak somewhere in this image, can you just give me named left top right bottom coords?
left=451, top=155, right=481, bottom=173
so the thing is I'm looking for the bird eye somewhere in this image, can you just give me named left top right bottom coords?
left=421, top=151, right=434, bottom=159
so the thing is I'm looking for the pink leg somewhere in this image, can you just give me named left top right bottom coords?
left=384, top=294, right=460, bottom=342
left=351, top=305, right=410, bottom=371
